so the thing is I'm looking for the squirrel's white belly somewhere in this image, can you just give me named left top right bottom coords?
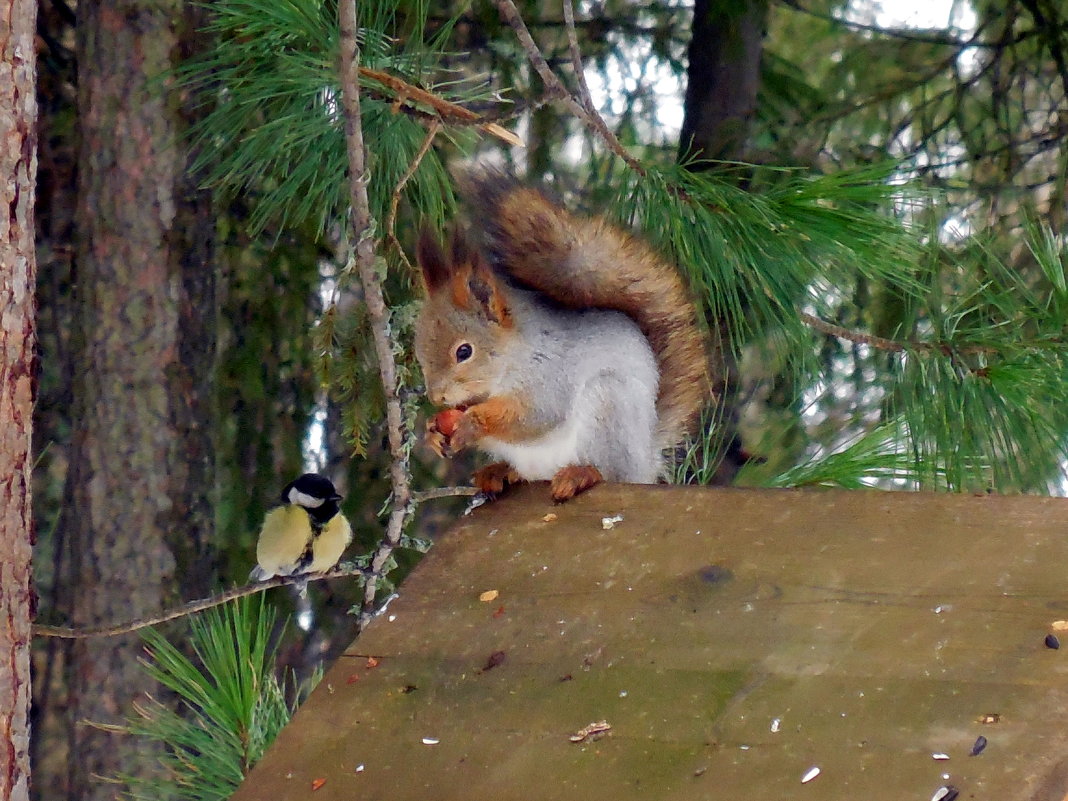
left=482, top=418, right=584, bottom=481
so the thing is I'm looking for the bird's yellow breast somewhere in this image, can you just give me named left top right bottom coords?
left=255, top=506, right=314, bottom=576
left=306, top=513, right=353, bottom=573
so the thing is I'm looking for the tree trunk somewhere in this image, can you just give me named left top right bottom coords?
left=0, top=1, right=39, bottom=799
left=166, top=5, right=218, bottom=600
left=62, top=2, right=216, bottom=798
left=679, top=0, right=768, bottom=484
left=679, top=0, right=766, bottom=163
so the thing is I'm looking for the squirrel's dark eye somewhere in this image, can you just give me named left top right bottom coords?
left=455, top=343, right=473, bottom=363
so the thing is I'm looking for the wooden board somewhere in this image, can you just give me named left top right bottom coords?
left=231, top=485, right=1068, bottom=801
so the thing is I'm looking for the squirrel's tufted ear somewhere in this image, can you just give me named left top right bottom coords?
left=462, top=250, right=512, bottom=328
left=422, top=225, right=512, bottom=327
left=450, top=226, right=473, bottom=267
left=416, top=228, right=451, bottom=291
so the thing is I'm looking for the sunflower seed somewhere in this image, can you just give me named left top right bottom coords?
left=931, top=786, right=959, bottom=801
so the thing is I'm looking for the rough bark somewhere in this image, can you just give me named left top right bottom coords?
left=678, top=0, right=768, bottom=484
left=679, top=0, right=767, bottom=163
left=0, top=1, right=39, bottom=799
left=165, top=4, right=218, bottom=600
left=62, top=2, right=216, bottom=798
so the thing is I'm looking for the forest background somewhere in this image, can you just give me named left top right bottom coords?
left=1, top=0, right=1066, bottom=798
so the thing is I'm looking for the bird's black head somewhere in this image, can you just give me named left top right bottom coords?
left=281, top=473, right=343, bottom=524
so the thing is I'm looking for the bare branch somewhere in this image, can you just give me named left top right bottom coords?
left=494, top=0, right=646, bottom=175
left=359, top=66, right=521, bottom=146
left=800, top=312, right=998, bottom=356
left=411, top=485, right=481, bottom=503
left=561, top=0, right=596, bottom=116
left=386, top=120, right=441, bottom=272
left=30, top=483, right=476, bottom=640
left=32, top=566, right=371, bottom=639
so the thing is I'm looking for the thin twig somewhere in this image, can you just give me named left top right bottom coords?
left=800, top=312, right=906, bottom=352
left=561, top=0, right=596, bottom=116
left=31, top=484, right=475, bottom=640
left=339, top=0, right=415, bottom=629
left=359, top=66, right=521, bottom=146
left=32, top=566, right=370, bottom=640
left=779, top=0, right=1035, bottom=49
left=800, top=312, right=997, bottom=356
left=411, top=485, right=480, bottom=503
left=560, top=0, right=644, bottom=175
left=494, top=0, right=646, bottom=175
left=386, top=120, right=441, bottom=272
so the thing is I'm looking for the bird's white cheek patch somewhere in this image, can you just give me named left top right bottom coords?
left=288, top=488, right=325, bottom=508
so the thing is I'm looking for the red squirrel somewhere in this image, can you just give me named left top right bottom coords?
left=414, top=170, right=708, bottom=501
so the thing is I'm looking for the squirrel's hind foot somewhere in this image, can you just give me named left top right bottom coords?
left=550, top=465, right=603, bottom=502
left=473, top=462, right=523, bottom=495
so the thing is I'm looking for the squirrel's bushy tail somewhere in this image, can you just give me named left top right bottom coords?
left=459, top=169, right=709, bottom=449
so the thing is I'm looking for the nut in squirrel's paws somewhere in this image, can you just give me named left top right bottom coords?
left=426, top=408, right=470, bottom=458
left=431, top=408, right=464, bottom=437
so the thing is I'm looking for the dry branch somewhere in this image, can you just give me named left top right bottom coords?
left=386, top=120, right=441, bottom=271
left=359, top=66, right=521, bottom=146
left=800, top=312, right=998, bottom=357
left=494, top=0, right=645, bottom=174
left=32, top=566, right=370, bottom=639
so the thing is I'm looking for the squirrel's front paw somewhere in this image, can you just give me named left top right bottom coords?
left=425, top=425, right=449, bottom=458
left=425, top=410, right=460, bottom=458
left=427, top=408, right=477, bottom=458
left=446, top=411, right=480, bottom=455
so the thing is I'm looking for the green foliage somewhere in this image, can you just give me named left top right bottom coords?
left=742, top=216, right=1068, bottom=493
left=745, top=421, right=942, bottom=489
left=119, top=597, right=316, bottom=800
left=177, top=0, right=485, bottom=561
left=179, top=0, right=470, bottom=237
left=179, top=0, right=491, bottom=462
left=612, top=161, right=924, bottom=351
left=214, top=227, right=325, bottom=558
left=668, top=405, right=733, bottom=485
left=629, top=154, right=1068, bottom=492
left=182, top=0, right=1068, bottom=510
left=886, top=224, right=1068, bottom=490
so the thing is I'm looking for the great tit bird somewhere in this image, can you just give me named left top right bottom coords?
left=249, top=473, right=353, bottom=583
